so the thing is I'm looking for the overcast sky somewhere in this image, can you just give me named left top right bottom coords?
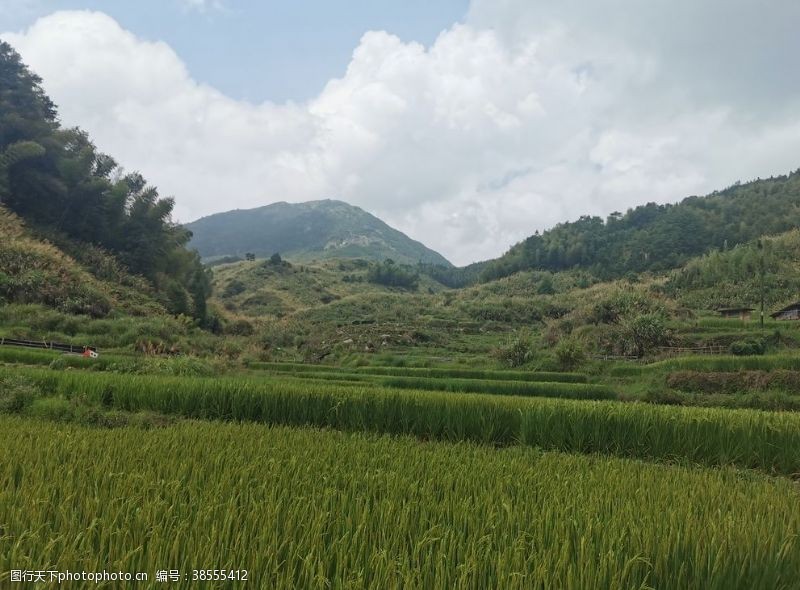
left=2, top=0, right=800, bottom=265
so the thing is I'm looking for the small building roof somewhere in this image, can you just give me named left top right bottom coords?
left=770, top=302, right=800, bottom=317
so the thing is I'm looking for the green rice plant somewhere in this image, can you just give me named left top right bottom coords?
left=259, top=369, right=376, bottom=385
left=256, top=369, right=606, bottom=400
left=356, top=365, right=588, bottom=383
left=667, top=370, right=800, bottom=394
left=5, top=367, right=800, bottom=475
left=0, top=346, right=125, bottom=370
left=611, top=354, right=800, bottom=375
left=657, top=354, right=800, bottom=372
left=0, top=346, right=83, bottom=366
left=645, top=389, right=800, bottom=412
left=248, top=361, right=355, bottom=374
left=377, top=376, right=614, bottom=400
left=0, top=346, right=225, bottom=377
left=693, top=317, right=788, bottom=330
left=608, top=364, right=645, bottom=377
left=250, top=361, right=588, bottom=383
left=0, top=417, right=798, bottom=589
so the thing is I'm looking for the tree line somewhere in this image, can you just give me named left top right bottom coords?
left=479, top=171, right=800, bottom=282
left=0, top=41, right=210, bottom=321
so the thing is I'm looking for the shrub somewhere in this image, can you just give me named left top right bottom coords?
left=217, top=339, right=244, bottom=360
left=729, top=339, right=766, bottom=356
left=554, top=338, right=586, bottom=371
left=135, top=356, right=219, bottom=377
left=619, top=313, right=670, bottom=357
left=222, top=280, right=246, bottom=298
left=588, top=289, right=660, bottom=325
left=492, top=335, right=534, bottom=368
left=128, top=411, right=177, bottom=429
left=48, top=357, right=68, bottom=371
left=536, top=275, right=555, bottom=295
left=367, top=260, right=419, bottom=290
left=226, top=318, right=255, bottom=337
left=26, top=397, right=73, bottom=421
left=0, top=375, right=41, bottom=413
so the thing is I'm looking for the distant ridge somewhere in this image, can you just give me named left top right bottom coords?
left=480, top=170, right=800, bottom=282
left=186, top=199, right=452, bottom=267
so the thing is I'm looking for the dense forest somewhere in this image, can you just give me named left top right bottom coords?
left=480, top=172, right=800, bottom=282
left=0, top=41, right=210, bottom=321
left=663, top=230, right=800, bottom=310
left=367, top=259, right=419, bottom=290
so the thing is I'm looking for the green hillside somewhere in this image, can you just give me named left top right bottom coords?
left=481, top=171, right=800, bottom=281
left=186, top=199, right=452, bottom=267
left=0, top=41, right=210, bottom=323
left=201, top=225, right=800, bottom=372
left=212, top=257, right=448, bottom=318
left=0, top=41, right=217, bottom=354
left=0, top=206, right=162, bottom=317
left=0, top=205, right=225, bottom=355
left=663, top=229, right=800, bottom=310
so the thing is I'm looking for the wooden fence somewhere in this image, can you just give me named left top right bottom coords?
left=656, top=345, right=726, bottom=357
left=591, top=354, right=641, bottom=361
left=593, top=346, right=726, bottom=362
left=0, top=337, right=97, bottom=355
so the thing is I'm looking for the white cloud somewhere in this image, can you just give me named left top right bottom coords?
left=3, top=5, right=800, bottom=265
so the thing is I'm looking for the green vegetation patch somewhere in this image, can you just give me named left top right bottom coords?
left=614, top=354, right=800, bottom=375
left=0, top=418, right=798, bottom=588
left=250, top=361, right=587, bottom=383
left=5, top=367, right=800, bottom=475
left=667, top=370, right=800, bottom=394
left=377, top=376, right=613, bottom=400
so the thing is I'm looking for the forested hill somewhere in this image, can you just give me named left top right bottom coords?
left=480, top=171, right=800, bottom=282
left=186, top=200, right=452, bottom=267
left=0, top=41, right=210, bottom=322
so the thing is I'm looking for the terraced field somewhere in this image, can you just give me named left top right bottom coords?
left=2, top=351, right=800, bottom=588
left=3, top=365, right=800, bottom=474
left=1, top=418, right=798, bottom=589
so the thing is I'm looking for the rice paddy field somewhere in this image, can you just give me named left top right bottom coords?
left=249, top=361, right=590, bottom=383
left=4, top=365, right=800, bottom=474
left=609, top=353, right=800, bottom=375
left=1, top=418, right=799, bottom=589
left=2, top=352, right=800, bottom=588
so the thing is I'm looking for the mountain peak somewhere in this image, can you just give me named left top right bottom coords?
left=186, top=200, right=451, bottom=267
